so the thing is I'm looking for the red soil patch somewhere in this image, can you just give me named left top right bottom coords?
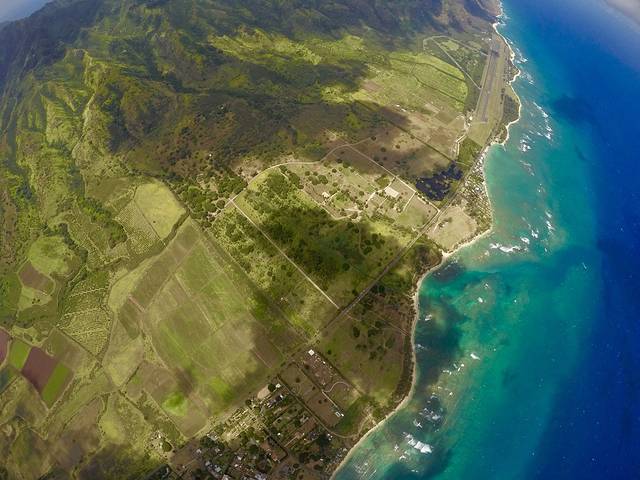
left=0, top=329, right=9, bottom=364
left=21, top=347, right=57, bottom=393
left=18, top=262, right=53, bottom=293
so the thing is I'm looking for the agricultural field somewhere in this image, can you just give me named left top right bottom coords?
left=210, top=208, right=338, bottom=335
left=425, top=37, right=488, bottom=85
left=57, top=269, right=112, bottom=356
left=234, top=169, right=412, bottom=306
left=0, top=0, right=505, bottom=477
left=352, top=125, right=453, bottom=184
left=355, top=50, right=468, bottom=113
left=133, top=182, right=186, bottom=239
left=105, top=219, right=301, bottom=435
left=0, top=329, right=9, bottom=365
left=27, top=235, right=75, bottom=279
left=1, top=335, right=73, bottom=407
left=15, top=234, right=78, bottom=314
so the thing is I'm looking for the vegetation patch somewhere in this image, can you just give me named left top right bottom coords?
left=59, top=309, right=111, bottom=356
left=0, top=368, right=16, bottom=395
left=0, top=329, right=10, bottom=365
left=133, top=181, right=185, bottom=239
left=27, top=235, right=74, bottom=279
left=353, top=126, right=453, bottom=182
left=7, top=339, right=31, bottom=371
left=416, top=162, right=464, bottom=201
left=210, top=207, right=337, bottom=334
left=356, top=50, right=468, bottom=112
left=18, top=262, right=54, bottom=294
left=161, top=391, right=188, bottom=417
left=21, top=346, right=58, bottom=393
left=237, top=170, right=408, bottom=305
left=133, top=361, right=208, bottom=437
left=322, top=238, right=441, bottom=408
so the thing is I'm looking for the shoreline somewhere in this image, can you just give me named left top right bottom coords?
left=494, top=13, right=524, bottom=147
left=330, top=4, right=523, bottom=476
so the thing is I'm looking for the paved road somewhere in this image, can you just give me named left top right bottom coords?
left=231, top=199, right=340, bottom=308
left=477, top=35, right=502, bottom=122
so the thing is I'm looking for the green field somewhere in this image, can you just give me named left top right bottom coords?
left=8, top=340, right=30, bottom=371
left=162, top=391, right=189, bottom=417
left=106, top=219, right=299, bottom=428
left=0, top=369, right=16, bottom=395
left=41, top=363, right=72, bottom=407
left=133, top=182, right=185, bottom=239
left=28, top=235, right=74, bottom=278
left=17, top=285, right=51, bottom=312
left=142, top=227, right=289, bottom=417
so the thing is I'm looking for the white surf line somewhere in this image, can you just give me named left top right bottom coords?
left=231, top=200, right=339, bottom=309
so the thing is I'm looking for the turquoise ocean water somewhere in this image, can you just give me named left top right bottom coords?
left=336, top=0, right=640, bottom=478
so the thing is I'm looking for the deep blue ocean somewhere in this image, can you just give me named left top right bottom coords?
left=336, top=0, right=640, bottom=479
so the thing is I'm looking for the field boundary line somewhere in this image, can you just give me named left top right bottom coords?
left=201, top=228, right=307, bottom=352
left=346, top=145, right=440, bottom=212
left=231, top=200, right=339, bottom=309
left=53, top=326, right=99, bottom=361
left=423, top=37, right=481, bottom=90
left=400, top=191, right=416, bottom=214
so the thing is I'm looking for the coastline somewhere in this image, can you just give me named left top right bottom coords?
left=330, top=7, right=522, bottom=476
left=494, top=15, right=523, bottom=147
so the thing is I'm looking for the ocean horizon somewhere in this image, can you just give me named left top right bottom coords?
left=335, top=0, right=640, bottom=478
